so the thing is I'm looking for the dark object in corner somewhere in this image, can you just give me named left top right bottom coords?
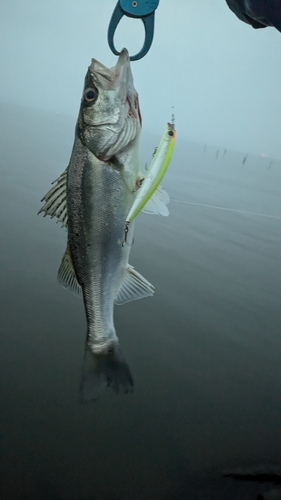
left=223, top=472, right=281, bottom=485
left=225, top=0, right=281, bottom=32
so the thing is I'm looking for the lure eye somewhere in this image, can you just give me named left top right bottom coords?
left=84, top=88, right=98, bottom=103
left=168, top=130, right=174, bottom=137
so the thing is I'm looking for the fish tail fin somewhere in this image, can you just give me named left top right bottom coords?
left=80, top=343, right=133, bottom=402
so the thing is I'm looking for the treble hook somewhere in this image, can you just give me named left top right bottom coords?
left=107, top=0, right=159, bottom=61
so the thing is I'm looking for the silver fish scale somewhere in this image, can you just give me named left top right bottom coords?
left=67, top=138, right=134, bottom=352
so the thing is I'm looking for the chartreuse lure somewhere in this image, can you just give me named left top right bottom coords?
left=125, top=121, right=176, bottom=235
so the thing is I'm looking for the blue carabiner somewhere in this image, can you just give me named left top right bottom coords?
left=107, top=0, right=159, bottom=61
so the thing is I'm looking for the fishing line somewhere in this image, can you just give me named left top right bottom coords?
left=170, top=199, right=281, bottom=220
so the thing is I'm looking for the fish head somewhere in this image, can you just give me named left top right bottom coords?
left=78, top=49, right=142, bottom=161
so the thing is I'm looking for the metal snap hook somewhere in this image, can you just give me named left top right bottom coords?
left=107, top=0, right=159, bottom=61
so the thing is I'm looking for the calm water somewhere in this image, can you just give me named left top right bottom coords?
left=1, top=103, right=281, bottom=499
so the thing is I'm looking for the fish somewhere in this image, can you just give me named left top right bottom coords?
left=39, top=49, right=157, bottom=401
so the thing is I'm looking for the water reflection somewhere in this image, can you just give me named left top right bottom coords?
left=1, top=103, right=281, bottom=499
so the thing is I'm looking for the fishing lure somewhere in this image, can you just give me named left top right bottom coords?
left=125, top=121, right=176, bottom=241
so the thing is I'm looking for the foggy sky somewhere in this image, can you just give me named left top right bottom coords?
left=1, top=0, right=281, bottom=157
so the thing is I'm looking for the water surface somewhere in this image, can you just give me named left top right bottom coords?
left=1, top=103, right=281, bottom=499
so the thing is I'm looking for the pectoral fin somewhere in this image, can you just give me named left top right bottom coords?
left=141, top=184, right=170, bottom=216
left=115, top=266, right=154, bottom=305
left=57, top=245, right=82, bottom=297
left=38, top=169, right=68, bottom=227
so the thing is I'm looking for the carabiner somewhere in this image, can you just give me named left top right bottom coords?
left=107, top=0, right=159, bottom=61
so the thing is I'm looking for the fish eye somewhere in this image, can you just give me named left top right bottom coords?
left=84, top=88, right=98, bottom=103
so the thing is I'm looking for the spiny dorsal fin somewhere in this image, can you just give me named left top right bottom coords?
left=115, top=265, right=154, bottom=305
left=38, top=169, right=68, bottom=227
left=57, top=245, right=82, bottom=297
left=141, top=184, right=170, bottom=216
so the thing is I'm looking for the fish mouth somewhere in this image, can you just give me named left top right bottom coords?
left=114, top=48, right=133, bottom=99
left=89, top=48, right=130, bottom=93
left=89, top=49, right=141, bottom=123
left=116, top=49, right=141, bottom=122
